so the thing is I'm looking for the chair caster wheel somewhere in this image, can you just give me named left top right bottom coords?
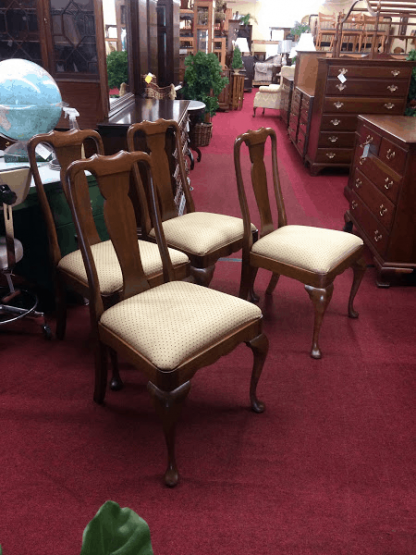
left=42, top=324, right=53, bottom=340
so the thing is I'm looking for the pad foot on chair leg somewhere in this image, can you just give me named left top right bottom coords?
left=109, top=348, right=123, bottom=391
left=164, top=464, right=179, bottom=488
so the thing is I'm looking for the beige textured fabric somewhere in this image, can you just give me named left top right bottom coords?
left=58, top=240, right=189, bottom=295
left=149, top=212, right=256, bottom=256
left=254, top=89, right=282, bottom=110
left=259, top=84, right=280, bottom=93
left=252, top=225, right=363, bottom=274
left=0, top=237, right=23, bottom=269
left=100, top=280, right=262, bottom=369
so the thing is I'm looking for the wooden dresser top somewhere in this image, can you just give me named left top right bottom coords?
left=358, top=115, right=416, bottom=145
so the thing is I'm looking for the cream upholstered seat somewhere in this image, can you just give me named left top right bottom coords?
left=58, top=240, right=189, bottom=296
left=251, top=226, right=363, bottom=274
left=127, top=119, right=258, bottom=287
left=253, top=66, right=295, bottom=117
left=100, top=280, right=262, bottom=370
left=235, top=127, right=366, bottom=360
left=149, top=212, right=256, bottom=257
left=65, top=149, right=269, bottom=487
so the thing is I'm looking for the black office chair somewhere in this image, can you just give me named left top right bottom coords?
left=0, top=167, right=51, bottom=338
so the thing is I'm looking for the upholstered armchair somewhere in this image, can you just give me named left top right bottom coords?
left=253, top=65, right=296, bottom=117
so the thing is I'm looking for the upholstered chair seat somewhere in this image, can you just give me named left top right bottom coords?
left=148, top=212, right=256, bottom=257
left=58, top=240, right=189, bottom=296
left=100, top=280, right=262, bottom=370
left=251, top=226, right=363, bottom=274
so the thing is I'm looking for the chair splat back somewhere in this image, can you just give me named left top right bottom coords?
left=234, top=127, right=287, bottom=241
left=127, top=119, right=195, bottom=233
left=27, top=129, right=104, bottom=265
left=66, top=151, right=175, bottom=304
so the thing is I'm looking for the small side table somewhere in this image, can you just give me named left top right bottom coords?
left=187, top=100, right=206, bottom=167
left=231, top=73, right=245, bottom=111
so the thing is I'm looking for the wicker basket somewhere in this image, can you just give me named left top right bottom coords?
left=190, top=122, right=213, bottom=147
left=145, top=82, right=176, bottom=100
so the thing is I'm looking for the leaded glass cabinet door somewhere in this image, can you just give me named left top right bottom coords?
left=0, top=0, right=43, bottom=65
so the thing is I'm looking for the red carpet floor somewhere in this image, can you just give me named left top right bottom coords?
left=1, top=92, right=416, bottom=555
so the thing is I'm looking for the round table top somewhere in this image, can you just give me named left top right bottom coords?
left=188, top=100, right=206, bottom=111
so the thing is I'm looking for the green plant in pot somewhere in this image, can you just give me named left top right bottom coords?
left=106, top=50, right=128, bottom=92
left=239, top=13, right=257, bottom=26
left=232, top=45, right=244, bottom=73
left=290, top=21, right=310, bottom=41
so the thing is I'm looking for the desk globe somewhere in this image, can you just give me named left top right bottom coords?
left=0, top=59, right=63, bottom=161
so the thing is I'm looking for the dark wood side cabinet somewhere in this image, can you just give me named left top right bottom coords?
left=280, top=74, right=294, bottom=127
left=305, top=57, right=415, bottom=175
left=344, top=115, right=416, bottom=286
left=288, top=86, right=314, bottom=160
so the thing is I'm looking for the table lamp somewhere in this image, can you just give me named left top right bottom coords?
left=296, top=32, right=316, bottom=52
left=281, top=40, right=292, bottom=65
left=235, top=37, right=250, bottom=54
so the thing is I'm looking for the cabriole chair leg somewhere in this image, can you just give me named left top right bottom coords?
left=348, top=256, right=367, bottom=318
left=109, top=348, right=123, bottom=391
left=305, top=283, right=334, bottom=359
left=148, top=381, right=192, bottom=487
left=266, top=272, right=280, bottom=295
left=246, top=333, right=268, bottom=413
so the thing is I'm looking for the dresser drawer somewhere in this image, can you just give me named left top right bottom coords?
left=289, top=112, right=299, bottom=132
left=318, top=131, right=355, bottom=148
left=357, top=125, right=382, bottom=154
left=323, top=97, right=405, bottom=114
left=321, top=114, right=357, bottom=131
left=300, top=108, right=309, bottom=124
left=301, top=95, right=311, bottom=110
left=315, top=148, right=353, bottom=164
left=378, top=138, right=408, bottom=175
left=288, top=125, right=297, bottom=142
left=297, top=130, right=306, bottom=154
left=292, top=88, right=302, bottom=104
left=326, top=78, right=409, bottom=97
left=298, top=119, right=308, bottom=137
left=328, top=65, right=412, bottom=80
left=354, top=152, right=401, bottom=204
left=350, top=192, right=389, bottom=256
left=353, top=169, right=395, bottom=231
left=291, top=98, right=300, bottom=115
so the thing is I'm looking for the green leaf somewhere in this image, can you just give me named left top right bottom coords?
left=80, top=501, right=154, bottom=555
left=106, top=50, right=129, bottom=90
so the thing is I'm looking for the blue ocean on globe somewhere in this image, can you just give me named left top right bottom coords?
left=0, top=59, right=62, bottom=142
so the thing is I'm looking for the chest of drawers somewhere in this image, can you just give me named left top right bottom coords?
left=305, top=58, right=415, bottom=175
left=288, top=86, right=314, bottom=160
left=344, top=115, right=416, bottom=286
left=281, top=74, right=294, bottom=127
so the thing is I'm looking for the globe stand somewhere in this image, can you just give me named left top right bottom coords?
left=4, top=140, right=30, bottom=163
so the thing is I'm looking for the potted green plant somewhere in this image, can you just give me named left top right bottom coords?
left=232, top=45, right=244, bottom=73
left=239, top=13, right=257, bottom=26
left=290, top=21, right=311, bottom=41
left=182, top=51, right=228, bottom=146
left=106, top=50, right=128, bottom=93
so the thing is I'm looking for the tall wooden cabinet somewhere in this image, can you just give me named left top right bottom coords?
left=344, top=115, right=416, bottom=286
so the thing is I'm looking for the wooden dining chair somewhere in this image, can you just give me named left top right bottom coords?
left=65, top=149, right=268, bottom=486
left=234, top=128, right=366, bottom=359
left=27, top=129, right=190, bottom=348
left=316, top=12, right=337, bottom=51
left=126, top=118, right=257, bottom=287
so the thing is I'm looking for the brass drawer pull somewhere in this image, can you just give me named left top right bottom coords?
left=386, top=148, right=396, bottom=160
left=330, top=118, right=341, bottom=126
left=326, top=152, right=336, bottom=159
left=387, top=85, right=398, bottom=92
left=339, top=68, right=348, bottom=75
left=359, top=157, right=366, bottom=166
left=351, top=200, right=358, bottom=209
left=336, top=83, right=347, bottom=91
left=355, top=178, right=362, bottom=188
left=384, top=103, right=395, bottom=110
left=334, top=101, right=344, bottom=109
left=374, top=230, right=383, bottom=242
left=329, top=135, right=338, bottom=143
left=360, top=134, right=373, bottom=148
left=384, top=177, right=394, bottom=190
left=391, top=70, right=400, bottom=77
left=379, top=204, right=388, bottom=217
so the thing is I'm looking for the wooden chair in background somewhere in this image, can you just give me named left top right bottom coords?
left=234, top=128, right=366, bottom=359
left=127, top=118, right=257, bottom=287
left=315, top=12, right=337, bottom=50
left=28, top=130, right=190, bottom=389
left=65, top=149, right=268, bottom=486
